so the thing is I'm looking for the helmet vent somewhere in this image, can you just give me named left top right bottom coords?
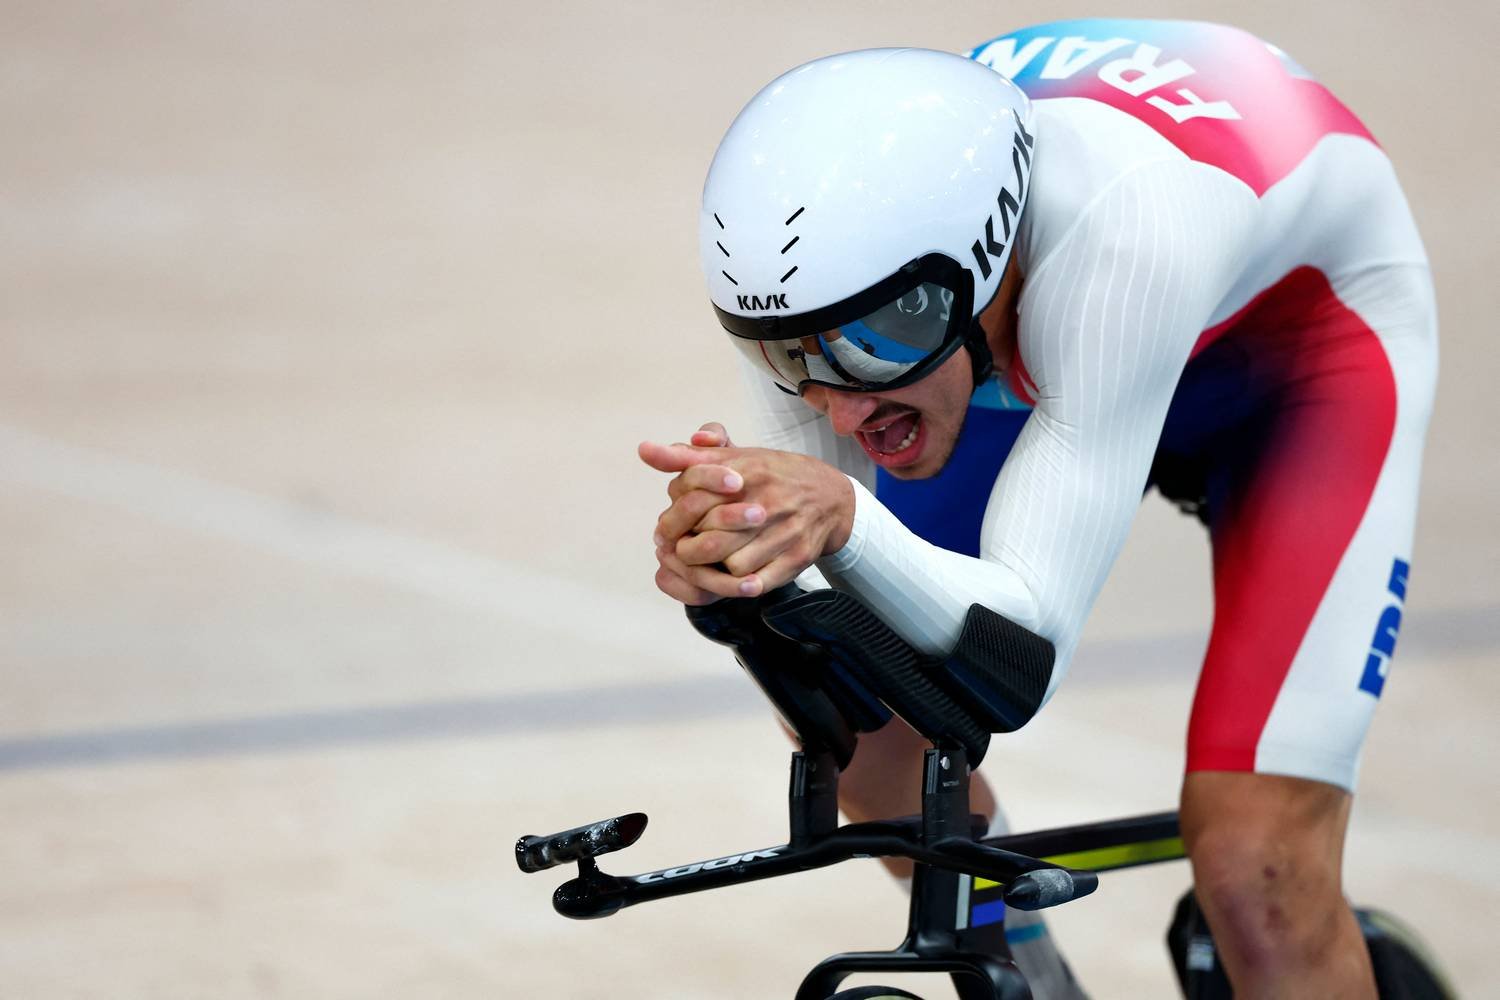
left=714, top=215, right=738, bottom=283
left=713, top=213, right=737, bottom=283
left=778, top=207, right=805, bottom=285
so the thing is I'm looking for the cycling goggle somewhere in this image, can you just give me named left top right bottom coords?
left=712, top=253, right=976, bottom=394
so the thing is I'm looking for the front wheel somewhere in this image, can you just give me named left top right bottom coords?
left=825, top=988, right=926, bottom=1000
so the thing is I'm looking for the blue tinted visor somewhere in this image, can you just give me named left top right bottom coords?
left=713, top=254, right=976, bottom=394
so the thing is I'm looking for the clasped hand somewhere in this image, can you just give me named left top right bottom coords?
left=638, top=422, right=854, bottom=605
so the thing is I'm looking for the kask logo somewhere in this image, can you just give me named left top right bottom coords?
left=1358, top=557, right=1409, bottom=698
left=971, top=121, right=1036, bottom=281
left=737, top=293, right=789, bottom=311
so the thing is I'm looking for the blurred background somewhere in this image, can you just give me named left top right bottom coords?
left=2, top=1, right=1495, bottom=997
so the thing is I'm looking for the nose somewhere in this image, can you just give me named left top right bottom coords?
left=807, top=386, right=879, bottom=437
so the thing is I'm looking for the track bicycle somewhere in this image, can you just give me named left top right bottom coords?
left=516, top=585, right=1455, bottom=998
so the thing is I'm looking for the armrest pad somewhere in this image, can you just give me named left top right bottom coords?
left=763, top=589, right=992, bottom=765
left=933, top=604, right=1055, bottom=734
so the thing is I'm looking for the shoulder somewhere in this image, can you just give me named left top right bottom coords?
left=968, top=19, right=1379, bottom=200
left=1022, top=97, right=1186, bottom=244
left=1020, top=99, right=1255, bottom=277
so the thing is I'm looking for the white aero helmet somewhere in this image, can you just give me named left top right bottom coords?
left=700, top=47, right=1035, bottom=394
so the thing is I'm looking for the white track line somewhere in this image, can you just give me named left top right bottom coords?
left=0, top=423, right=685, bottom=658
left=1, top=422, right=1488, bottom=668
left=0, top=422, right=1175, bottom=769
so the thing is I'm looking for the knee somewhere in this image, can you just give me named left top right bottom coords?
left=1187, top=817, right=1345, bottom=970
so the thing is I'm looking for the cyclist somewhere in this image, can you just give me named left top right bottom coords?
left=641, top=20, right=1437, bottom=999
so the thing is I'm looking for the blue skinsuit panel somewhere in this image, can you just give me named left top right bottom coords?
left=875, top=381, right=1032, bottom=556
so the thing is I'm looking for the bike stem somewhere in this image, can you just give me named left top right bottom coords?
left=789, top=748, right=840, bottom=847
left=798, top=743, right=1029, bottom=1000
left=908, top=745, right=973, bottom=954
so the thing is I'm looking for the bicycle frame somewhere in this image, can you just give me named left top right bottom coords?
left=519, top=741, right=1184, bottom=1000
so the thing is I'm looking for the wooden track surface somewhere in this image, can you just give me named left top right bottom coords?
left=2, top=3, right=1495, bottom=996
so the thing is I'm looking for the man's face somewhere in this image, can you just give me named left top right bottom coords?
left=799, top=346, right=973, bottom=480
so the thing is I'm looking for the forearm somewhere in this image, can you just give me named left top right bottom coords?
left=811, top=435, right=1144, bottom=703
left=816, top=476, right=1043, bottom=655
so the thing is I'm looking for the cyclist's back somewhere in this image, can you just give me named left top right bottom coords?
left=973, top=19, right=1431, bottom=401
left=976, top=19, right=1425, bottom=280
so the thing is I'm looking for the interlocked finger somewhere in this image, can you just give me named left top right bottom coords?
left=690, top=422, right=733, bottom=448
left=656, top=489, right=731, bottom=546
left=657, top=542, right=753, bottom=599
left=675, top=528, right=755, bottom=567
left=722, top=526, right=802, bottom=579
left=693, top=502, right=767, bottom=533
left=739, top=549, right=812, bottom=594
left=654, top=563, right=718, bottom=606
left=667, top=463, right=743, bottom=502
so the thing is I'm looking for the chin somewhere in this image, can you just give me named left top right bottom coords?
left=885, top=439, right=957, bottom=480
left=881, top=461, right=937, bottom=481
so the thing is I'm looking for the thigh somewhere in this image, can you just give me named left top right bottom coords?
left=1186, top=265, right=1437, bottom=791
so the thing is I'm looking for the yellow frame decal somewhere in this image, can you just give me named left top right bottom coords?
left=973, top=836, right=1185, bottom=890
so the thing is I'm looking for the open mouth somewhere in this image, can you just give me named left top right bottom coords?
left=856, top=410, right=925, bottom=467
